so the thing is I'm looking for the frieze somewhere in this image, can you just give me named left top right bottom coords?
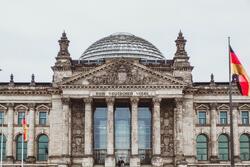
left=93, top=91, right=153, bottom=97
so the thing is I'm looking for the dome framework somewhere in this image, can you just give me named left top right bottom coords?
left=80, top=33, right=165, bottom=60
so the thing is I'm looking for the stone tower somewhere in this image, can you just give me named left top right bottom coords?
left=52, top=31, right=72, bottom=83
left=173, top=31, right=193, bottom=83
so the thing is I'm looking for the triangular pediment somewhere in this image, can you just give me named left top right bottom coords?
left=60, top=59, right=187, bottom=87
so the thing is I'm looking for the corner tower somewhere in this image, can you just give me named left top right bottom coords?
left=173, top=31, right=193, bottom=83
left=52, top=31, right=72, bottom=83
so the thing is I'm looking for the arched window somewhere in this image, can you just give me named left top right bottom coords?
left=240, top=134, right=250, bottom=160
left=0, top=134, right=6, bottom=160
left=16, top=134, right=27, bottom=160
left=37, top=135, right=48, bottom=161
left=138, top=106, right=151, bottom=164
left=196, top=134, right=208, bottom=160
left=94, top=107, right=107, bottom=164
left=218, top=134, right=229, bottom=160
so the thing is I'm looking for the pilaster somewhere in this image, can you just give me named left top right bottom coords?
left=210, top=103, right=219, bottom=162
left=174, top=98, right=185, bottom=165
left=82, top=97, right=94, bottom=167
left=27, top=103, right=36, bottom=162
left=232, top=103, right=241, bottom=162
left=6, top=103, right=14, bottom=162
left=151, top=97, right=163, bottom=167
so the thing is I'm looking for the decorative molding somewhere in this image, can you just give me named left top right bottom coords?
left=14, top=104, right=29, bottom=112
left=0, top=104, right=7, bottom=111
left=36, top=104, right=50, bottom=111
left=217, top=104, right=229, bottom=111
left=239, top=104, right=250, bottom=110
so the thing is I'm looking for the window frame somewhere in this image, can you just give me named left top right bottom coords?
left=39, top=112, right=47, bottom=125
left=17, top=112, right=25, bottom=126
left=0, top=112, right=4, bottom=125
left=240, top=134, right=250, bottom=160
left=37, top=134, right=49, bottom=161
left=16, top=134, right=27, bottom=160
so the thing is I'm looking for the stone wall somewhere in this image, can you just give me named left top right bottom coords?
left=71, top=99, right=85, bottom=156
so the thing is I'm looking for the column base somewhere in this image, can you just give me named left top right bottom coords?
left=5, top=156, right=14, bottom=163
left=175, top=154, right=186, bottom=166
left=82, top=156, right=94, bottom=167
left=130, top=155, right=140, bottom=167
left=26, top=156, right=36, bottom=163
left=210, top=155, right=219, bottom=163
left=234, top=156, right=241, bottom=163
left=151, top=155, right=163, bottom=167
left=105, top=155, right=115, bottom=167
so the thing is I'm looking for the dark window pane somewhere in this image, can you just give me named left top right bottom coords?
left=0, top=134, right=6, bottom=160
left=16, top=135, right=27, bottom=160
left=198, top=112, right=206, bottom=125
left=37, top=135, right=48, bottom=161
left=196, top=134, right=208, bottom=160
left=39, top=112, right=47, bottom=125
left=240, top=134, right=250, bottom=160
left=220, top=112, right=228, bottom=124
left=242, top=111, right=249, bottom=125
left=0, top=112, right=4, bottom=125
left=18, top=112, right=25, bottom=125
left=218, top=134, right=229, bottom=160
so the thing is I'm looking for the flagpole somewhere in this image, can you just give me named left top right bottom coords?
left=22, top=125, right=24, bottom=167
left=0, top=120, right=3, bottom=167
left=228, top=37, right=235, bottom=167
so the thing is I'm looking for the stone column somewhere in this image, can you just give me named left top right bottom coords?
left=210, top=103, right=219, bottom=162
left=232, top=104, right=241, bottom=162
left=6, top=103, right=14, bottom=162
left=151, top=97, right=163, bottom=167
left=62, top=98, right=70, bottom=161
left=105, top=97, right=115, bottom=167
left=130, top=97, right=140, bottom=167
left=174, top=98, right=185, bottom=165
left=82, top=98, right=94, bottom=167
left=27, top=103, right=36, bottom=162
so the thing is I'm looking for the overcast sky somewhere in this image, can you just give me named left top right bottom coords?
left=0, top=0, right=250, bottom=82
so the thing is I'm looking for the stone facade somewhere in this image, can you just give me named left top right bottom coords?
left=0, top=32, right=250, bottom=167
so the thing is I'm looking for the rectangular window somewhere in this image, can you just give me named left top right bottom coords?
left=198, top=112, right=206, bottom=125
left=220, top=111, right=228, bottom=125
left=0, top=112, right=4, bottom=125
left=39, top=112, right=47, bottom=125
left=18, top=112, right=25, bottom=125
left=242, top=111, right=249, bottom=125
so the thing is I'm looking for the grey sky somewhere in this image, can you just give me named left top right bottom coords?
left=0, top=0, right=250, bottom=82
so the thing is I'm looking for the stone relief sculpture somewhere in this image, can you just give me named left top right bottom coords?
left=160, top=101, right=174, bottom=156
left=71, top=101, right=85, bottom=156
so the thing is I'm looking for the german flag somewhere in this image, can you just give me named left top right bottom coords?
left=230, top=45, right=250, bottom=96
left=22, top=118, right=28, bottom=141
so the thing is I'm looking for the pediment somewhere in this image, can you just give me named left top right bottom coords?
left=60, top=59, right=187, bottom=87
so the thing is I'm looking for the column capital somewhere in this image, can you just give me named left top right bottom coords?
left=62, top=97, right=70, bottom=105
left=130, top=97, right=139, bottom=104
left=175, top=98, right=183, bottom=106
left=210, top=103, right=217, bottom=110
left=106, top=97, right=115, bottom=105
left=84, top=97, right=93, bottom=104
left=152, top=97, right=161, bottom=104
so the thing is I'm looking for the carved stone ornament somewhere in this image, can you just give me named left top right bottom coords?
left=86, top=61, right=163, bottom=85
left=106, top=97, right=115, bottom=105
left=153, top=97, right=162, bottom=104
left=62, top=97, right=70, bottom=105
left=83, top=97, right=93, bottom=104
left=130, top=97, right=139, bottom=104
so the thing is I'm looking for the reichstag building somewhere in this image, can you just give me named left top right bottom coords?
left=0, top=31, right=250, bottom=167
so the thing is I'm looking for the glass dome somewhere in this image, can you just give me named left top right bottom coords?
left=80, top=33, right=165, bottom=60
